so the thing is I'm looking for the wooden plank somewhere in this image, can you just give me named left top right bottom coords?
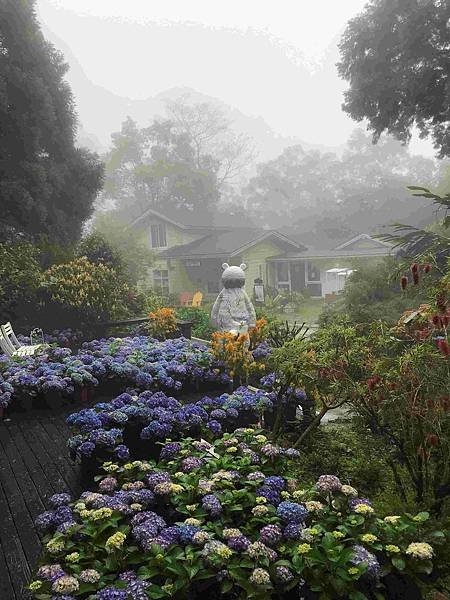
left=15, top=418, right=71, bottom=495
left=0, top=426, right=45, bottom=519
left=0, top=432, right=42, bottom=568
left=0, top=539, right=15, bottom=600
left=5, top=421, right=56, bottom=504
left=34, top=417, right=80, bottom=496
left=0, top=473, right=32, bottom=598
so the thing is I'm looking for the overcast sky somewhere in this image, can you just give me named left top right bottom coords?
left=35, top=0, right=435, bottom=156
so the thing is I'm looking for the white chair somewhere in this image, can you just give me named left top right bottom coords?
left=1, top=322, right=44, bottom=357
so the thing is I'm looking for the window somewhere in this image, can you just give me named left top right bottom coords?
left=185, top=259, right=201, bottom=267
left=276, top=262, right=291, bottom=290
left=150, top=223, right=167, bottom=248
left=307, top=262, right=321, bottom=282
left=153, top=269, right=169, bottom=294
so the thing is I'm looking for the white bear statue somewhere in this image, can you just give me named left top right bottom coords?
left=210, top=263, right=257, bottom=336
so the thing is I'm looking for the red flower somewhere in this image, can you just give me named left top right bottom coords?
left=431, top=314, right=441, bottom=327
left=426, top=434, right=439, bottom=447
left=410, top=263, right=419, bottom=274
left=400, top=276, right=408, bottom=290
left=422, top=263, right=432, bottom=273
left=413, top=272, right=420, bottom=285
left=367, top=375, right=381, bottom=391
left=437, top=339, right=450, bottom=357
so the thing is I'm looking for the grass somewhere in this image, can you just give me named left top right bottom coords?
left=271, top=297, right=326, bottom=327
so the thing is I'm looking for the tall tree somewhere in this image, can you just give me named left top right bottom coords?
left=338, top=0, right=450, bottom=157
left=102, top=116, right=220, bottom=224
left=0, top=0, right=103, bottom=242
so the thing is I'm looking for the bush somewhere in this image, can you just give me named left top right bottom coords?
left=29, top=429, right=446, bottom=599
left=0, top=241, right=42, bottom=327
left=41, top=256, right=129, bottom=325
left=176, top=306, right=216, bottom=339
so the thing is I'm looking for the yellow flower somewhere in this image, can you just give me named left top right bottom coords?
left=386, top=545, right=401, bottom=553
left=292, top=490, right=306, bottom=500
left=256, top=496, right=267, bottom=504
left=29, top=580, right=42, bottom=591
left=332, top=531, right=345, bottom=539
left=281, top=491, right=291, bottom=499
left=105, top=531, right=126, bottom=552
left=65, top=552, right=80, bottom=563
left=186, top=504, right=198, bottom=512
left=174, top=472, right=184, bottom=479
left=348, top=567, right=359, bottom=575
left=384, top=515, right=401, bottom=525
left=405, top=542, right=433, bottom=560
left=46, top=538, right=64, bottom=554
left=354, top=504, right=374, bottom=515
left=361, top=533, right=377, bottom=543
left=91, top=508, right=113, bottom=521
left=297, top=543, right=312, bottom=555
left=170, top=484, right=183, bottom=494
left=226, top=447, right=238, bottom=453
left=255, top=435, right=267, bottom=443
left=305, top=501, right=324, bottom=512
left=124, top=463, right=134, bottom=470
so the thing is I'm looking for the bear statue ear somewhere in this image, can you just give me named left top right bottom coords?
left=222, top=263, right=229, bottom=270
left=240, top=263, right=247, bottom=271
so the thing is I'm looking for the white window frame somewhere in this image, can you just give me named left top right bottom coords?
left=153, top=268, right=169, bottom=293
left=305, top=260, right=321, bottom=283
left=150, top=223, right=167, bottom=248
left=276, top=262, right=291, bottom=291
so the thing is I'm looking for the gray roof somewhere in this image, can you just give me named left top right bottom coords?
left=268, top=247, right=394, bottom=261
left=159, top=229, right=306, bottom=258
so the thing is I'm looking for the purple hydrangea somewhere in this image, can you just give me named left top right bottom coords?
left=181, top=456, right=203, bottom=473
left=351, top=544, right=381, bottom=579
left=275, top=565, right=294, bottom=583
left=160, top=442, right=182, bottom=460
left=283, top=523, right=303, bottom=540
left=114, top=444, right=130, bottom=461
left=316, top=475, right=342, bottom=493
left=256, top=486, right=281, bottom=506
left=260, top=524, right=282, bottom=546
left=263, top=476, right=285, bottom=491
left=202, top=494, right=222, bottom=517
left=96, top=587, right=128, bottom=600
left=49, top=493, right=72, bottom=508
left=276, top=501, right=309, bottom=523
left=227, top=536, right=251, bottom=551
left=206, top=420, right=222, bottom=435
left=349, top=498, right=373, bottom=511
left=35, top=511, right=55, bottom=534
left=177, top=525, right=201, bottom=544
left=146, top=472, right=171, bottom=490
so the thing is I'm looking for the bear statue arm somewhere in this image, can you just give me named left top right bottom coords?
left=210, top=289, right=224, bottom=327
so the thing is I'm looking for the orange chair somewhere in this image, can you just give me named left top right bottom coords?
left=179, top=292, right=194, bottom=306
left=192, top=291, right=203, bottom=307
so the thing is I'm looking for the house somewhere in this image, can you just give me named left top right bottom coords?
left=131, top=208, right=394, bottom=299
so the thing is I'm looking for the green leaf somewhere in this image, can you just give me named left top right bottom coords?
left=392, top=557, right=405, bottom=571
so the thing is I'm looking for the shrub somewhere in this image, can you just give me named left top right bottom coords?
left=0, top=241, right=42, bottom=325
left=147, top=308, right=177, bottom=340
left=176, top=306, right=216, bottom=340
left=41, top=256, right=128, bottom=324
left=29, top=429, right=446, bottom=599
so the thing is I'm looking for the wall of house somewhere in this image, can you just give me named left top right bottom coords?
left=145, top=216, right=205, bottom=249
left=240, top=240, right=285, bottom=295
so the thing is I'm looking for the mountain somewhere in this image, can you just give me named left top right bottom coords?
left=40, top=20, right=345, bottom=163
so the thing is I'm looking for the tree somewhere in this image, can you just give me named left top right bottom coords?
left=102, top=116, right=219, bottom=224
left=337, top=0, right=450, bottom=157
left=245, top=130, right=442, bottom=241
left=0, top=0, right=104, bottom=242
left=88, top=212, right=155, bottom=285
left=165, top=95, right=254, bottom=186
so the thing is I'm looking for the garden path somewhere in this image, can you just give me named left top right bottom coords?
left=0, top=403, right=86, bottom=600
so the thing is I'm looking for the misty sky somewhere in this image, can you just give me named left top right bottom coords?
left=36, top=0, right=435, bottom=156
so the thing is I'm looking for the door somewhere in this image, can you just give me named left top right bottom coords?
left=290, top=262, right=305, bottom=291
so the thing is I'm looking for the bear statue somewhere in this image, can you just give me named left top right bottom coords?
left=211, top=263, right=256, bottom=336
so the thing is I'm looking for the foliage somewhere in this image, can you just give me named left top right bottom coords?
left=0, top=241, right=42, bottom=324
left=211, top=331, right=265, bottom=382
left=147, top=308, right=178, bottom=340
left=380, top=187, right=450, bottom=267
left=245, top=131, right=443, bottom=238
left=176, top=306, right=216, bottom=340
left=338, top=0, right=450, bottom=157
left=77, top=232, right=123, bottom=273
left=322, top=258, right=430, bottom=326
left=102, top=116, right=219, bottom=225
left=267, top=320, right=309, bottom=348
left=0, top=0, right=103, bottom=241
left=41, top=257, right=128, bottom=324
left=29, top=430, right=446, bottom=599
left=90, top=212, right=155, bottom=285
left=248, top=319, right=269, bottom=350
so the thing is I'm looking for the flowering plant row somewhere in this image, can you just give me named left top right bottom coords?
left=0, top=336, right=231, bottom=411
left=29, top=428, right=444, bottom=599
left=67, top=387, right=273, bottom=464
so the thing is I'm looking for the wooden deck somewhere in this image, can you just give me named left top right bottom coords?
left=0, top=403, right=85, bottom=600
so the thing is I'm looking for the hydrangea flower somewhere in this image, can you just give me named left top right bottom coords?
left=350, top=544, right=381, bottom=578
left=277, top=501, right=309, bottom=523
left=316, top=475, right=342, bottom=493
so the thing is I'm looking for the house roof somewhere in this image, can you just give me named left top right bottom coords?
left=130, top=206, right=219, bottom=230
left=333, top=233, right=393, bottom=251
left=158, top=228, right=306, bottom=259
left=268, top=246, right=394, bottom=261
